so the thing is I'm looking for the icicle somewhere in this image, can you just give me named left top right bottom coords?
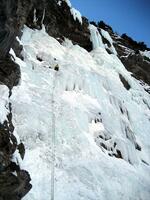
left=33, top=9, right=38, bottom=24
left=101, top=29, right=117, bottom=55
left=41, top=9, right=45, bottom=25
left=89, top=24, right=105, bottom=49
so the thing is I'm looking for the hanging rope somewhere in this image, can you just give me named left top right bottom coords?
left=51, top=71, right=57, bottom=200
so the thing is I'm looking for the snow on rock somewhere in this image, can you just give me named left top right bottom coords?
left=58, top=0, right=71, bottom=7
left=101, top=28, right=118, bottom=55
left=10, top=26, right=150, bottom=200
left=139, top=80, right=150, bottom=93
left=89, top=24, right=105, bottom=49
left=58, top=0, right=82, bottom=24
left=0, top=85, right=9, bottom=123
left=140, top=50, right=150, bottom=60
left=64, top=0, right=72, bottom=7
left=70, top=7, right=82, bottom=24
left=57, top=1, right=62, bottom=6
left=62, top=38, right=73, bottom=48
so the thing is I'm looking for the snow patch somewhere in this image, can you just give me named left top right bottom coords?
left=70, top=7, right=82, bottom=24
left=140, top=50, right=150, bottom=60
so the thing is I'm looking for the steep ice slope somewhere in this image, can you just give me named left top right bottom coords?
left=10, top=26, right=150, bottom=200
left=100, top=28, right=117, bottom=55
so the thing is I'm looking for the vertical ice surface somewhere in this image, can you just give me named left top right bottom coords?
left=89, top=24, right=105, bottom=49
left=101, top=29, right=117, bottom=55
left=0, top=85, right=9, bottom=123
left=8, top=26, right=150, bottom=200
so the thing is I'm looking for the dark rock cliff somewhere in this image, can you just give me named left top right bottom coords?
left=97, top=21, right=150, bottom=91
left=0, top=103, right=32, bottom=200
left=0, top=0, right=31, bottom=199
left=26, top=0, right=92, bottom=51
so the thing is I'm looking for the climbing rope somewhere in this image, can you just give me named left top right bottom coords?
left=51, top=71, right=57, bottom=200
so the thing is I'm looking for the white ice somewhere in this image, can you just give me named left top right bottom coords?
left=101, top=29, right=118, bottom=55
left=0, top=85, right=9, bottom=124
left=89, top=24, right=105, bottom=49
left=70, top=8, right=82, bottom=24
left=8, top=25, right=150, bottom=200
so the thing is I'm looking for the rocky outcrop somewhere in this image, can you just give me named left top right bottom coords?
left=0, top=57, right=20, bottom=89
left=121, top=53, right=150, bottom=86
left=0, top=0, right=91, bottom=52
left=26, top=0, right=92, bottom=51
left=0, top=103, right=32, bottom=200
left=0, top=0, right=32, bottom=88
left=97, top=21, right=150, bottom=91
left=0, top=0, right=31, bottom=60
left=0, top=170, right=31, bottom=200
left=1, top=0, right=92, bottom=59
left=0, top=1, right=32, bottom=199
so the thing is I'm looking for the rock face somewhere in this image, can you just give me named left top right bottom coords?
left=121, top=54, right=150, bottom=87
left=0, top=0, right=91, bottom=53
left=0, top=0, right=32, bottom=199
left=97, top=21, right=150, bottom=91
left=0, top=103, right=32, bottom=200
left=0, top=0, right=92, bottom=87
left=0, top=57, right=20, bottom=89
left=0, top=0, right=31, bottom=88
left=0, top=0, right=31, bottom=59
left=26, top=0, right=92, bottom=51
left=113, top=33, right=150, bottom=89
